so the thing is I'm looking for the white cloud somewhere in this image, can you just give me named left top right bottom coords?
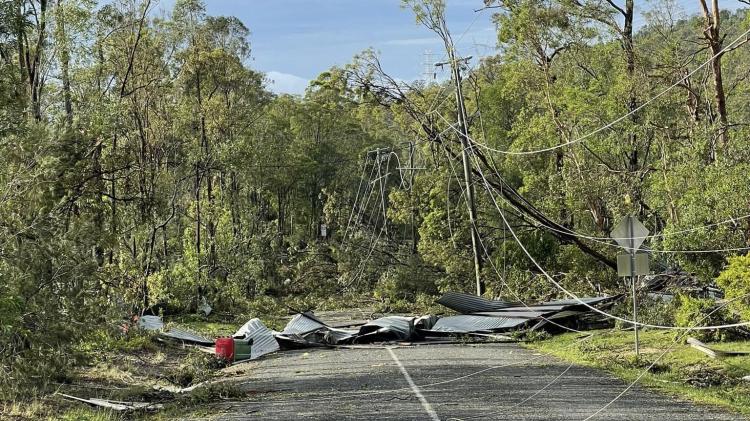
left=265, top=71, right=310, bottom=96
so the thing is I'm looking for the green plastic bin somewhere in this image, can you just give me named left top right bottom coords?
left=233, top=337, right=253, bottom=361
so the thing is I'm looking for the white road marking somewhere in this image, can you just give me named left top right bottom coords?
left=387, top=347, right=441, bottom=421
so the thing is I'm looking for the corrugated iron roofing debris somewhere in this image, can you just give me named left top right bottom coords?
left=275, top=311, right=359, bottom=347
left=432, top=292, right=618, bottom=334
left=161, top=327, right=214, bottom=346
left=545, top=310, right=584, bottom=320
left=356, top=316, right=416, bottom=342
left=272, top=332, right=318, bottom=349
left=234, top=318, right=281, bottom=359
left=495, top=305, right=572, bottom=312
left=438, top=293, right=615, bottom=313
left=436, top=292, right=520, bottom=314
left=476, top=296, right=614, bottom=314
left=137, top=315, right=164, bottom=331
left=320, top=327, right=358, bottom=344
left=415, top=314, right=438, bottom=330
left=284, top=327, right=359, bottom=346
left=428, top=315, right=530, bottom=333
left=135, top=315, right=214, bottom=346
left=535, top=296, right=613, bottom=307
left=473, top=310, right=552, bottom=319
left=282, top=312, right=328, bottom=335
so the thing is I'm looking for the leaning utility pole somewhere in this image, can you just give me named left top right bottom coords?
left=408, top=1, right=483, bottom=295
left=409, top=141, right=418, bottom=254
left=437, top=49, right=484, bottom=296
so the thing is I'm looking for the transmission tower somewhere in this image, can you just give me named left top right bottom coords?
left=422, top=49, right=436, bottom=83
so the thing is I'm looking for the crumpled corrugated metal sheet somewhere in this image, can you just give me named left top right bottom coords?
left=324, top=327, right=359, bottom=343
left=276, top=312, right=358, bottom=346
left=433, top=293, right=617, bottom=334
left=161, top=327, right=214, bottom=346
left=282, top=312, right=328, bottom=335
left=536, top=296, right=613, bottom=307
left=273, top=332, right=322, bottom=348
left=436, top=292, right=520, bottom=314
left=428, top=315, right=530, bottom=333
left=300, top=326, right=358, bottom=345
left=472, top=310, right=552, bottom=319
left=546, top=310, right=584, bottom=320
left=356, top=316, right=415, bottom=342
left=483, top=297, right=612, bottom=313
left=438, top=293, right=614, bottom=314
left=234, top=318, right=280, bottom=359
left=415, top=314, right=438, bottom=330
left=138, top=315, right=164, bottom=331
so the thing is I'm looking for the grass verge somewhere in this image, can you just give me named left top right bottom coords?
left=525, top=329, right=750, bottom=416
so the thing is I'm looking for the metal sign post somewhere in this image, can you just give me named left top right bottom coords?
left=627, top=217, right=639, bottom=359
left=612, top=216, right=650, bottom=360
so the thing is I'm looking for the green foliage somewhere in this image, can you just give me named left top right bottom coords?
left=716, top=254, right=750, bottom=321
left=374, top=253, right=439, bottom=303
left=167, top=352, right=229, bottom=387
left=675, top=295, right=732, bottom=342
left=2, top=0, right=750, bottom=407
left=528, top=330, right=750, bottom=415
left=512, top=328, right=552, bottom=342
left=59, top=408, right=121, bottom=421
left=637, top=295, right=678, bottom=327
left=77, top=329, right=158, bottom=356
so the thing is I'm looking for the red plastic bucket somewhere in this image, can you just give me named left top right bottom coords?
left=215, top=337, right=234, bottom=361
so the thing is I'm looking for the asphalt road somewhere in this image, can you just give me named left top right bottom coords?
left=200, top=343, right=744, bottom=421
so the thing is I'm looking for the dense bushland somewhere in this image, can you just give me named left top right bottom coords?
left=2, top=0, right=750, bottom=400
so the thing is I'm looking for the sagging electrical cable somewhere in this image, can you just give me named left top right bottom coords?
left=341, top=159, right=370, bottom=243
left=437, top=112, right=750, bottom=255
left=441, top=140, right=586, bottom=334
left=464, top=26, right=750, bottom=156
left=238, top=332, right=596, bottom=406
left=470, top=152, right=750, bottom=331
left=582, top=291, right=750, bottom=420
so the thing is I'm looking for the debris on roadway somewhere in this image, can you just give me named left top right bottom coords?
left=63, top=293, right=619, bottom=414
left=137, top=292, right=618, bottom=363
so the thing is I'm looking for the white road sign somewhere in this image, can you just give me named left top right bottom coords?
left=611, top=216, right=649, bottom=253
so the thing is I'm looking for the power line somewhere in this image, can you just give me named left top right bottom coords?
left=343, top=151, right=396, bottom=288
left=421, top=7, right=494, bottom=122
left=436, top=111, right=750, bottom=255
left=448, top=358, right=578, bottom=421
left=239, top=333, right=596, bottom=406
left=581, top=291, right=750, bottom=420
left=341, top=160, right=370, bottom=243
left=352, top=162, right=379, bottom=238
left=471, top=151, right=750, bottom=331
left=463, top=26, right=750, bottom=156
left=441, top=141, right=586, bottom=334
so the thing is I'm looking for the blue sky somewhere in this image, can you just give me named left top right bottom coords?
left=155, top=0, right=744, bottom=95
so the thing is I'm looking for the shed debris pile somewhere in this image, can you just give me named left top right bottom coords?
left=429, top=293, right=617, bottom=334
left=644, top=269, right=724, bottom=300
left=139, top=292, right=618, bottom=362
